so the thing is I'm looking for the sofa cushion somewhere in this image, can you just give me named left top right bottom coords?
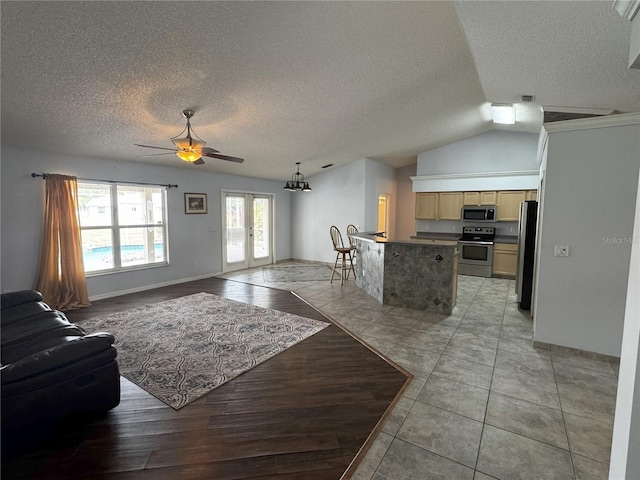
left=1, top=290, right=43, bottom=310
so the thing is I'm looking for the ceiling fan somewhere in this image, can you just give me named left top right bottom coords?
left=135, top=109, right=244, bottom=165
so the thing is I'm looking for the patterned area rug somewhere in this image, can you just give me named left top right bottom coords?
left=262, top=264, right=333, bottom=282
left=78, top=292, right=329, bottom=409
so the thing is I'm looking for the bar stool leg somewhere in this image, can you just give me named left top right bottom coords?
left=330, top=252, right=340, bottom=283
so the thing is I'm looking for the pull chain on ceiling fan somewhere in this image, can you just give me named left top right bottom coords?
left=135, top=109, right=244, bottom=165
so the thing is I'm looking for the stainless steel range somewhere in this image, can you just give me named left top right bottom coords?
left=458, top=226, right=495, bottom=277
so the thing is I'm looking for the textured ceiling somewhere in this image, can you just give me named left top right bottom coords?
left=1, top=1, right=638, bottom=181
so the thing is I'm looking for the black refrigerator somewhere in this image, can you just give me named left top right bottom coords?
left=516, top=200, right=538, bottom=310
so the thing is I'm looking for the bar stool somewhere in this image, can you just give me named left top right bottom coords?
left=346, top=224, right=358, bottom=262
left=330, top=226, right=355, bottom=285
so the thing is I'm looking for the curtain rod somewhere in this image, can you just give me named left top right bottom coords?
left=31, top=173, right=178, bottom=189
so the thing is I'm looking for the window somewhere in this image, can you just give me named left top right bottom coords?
left=78, top=182, right=168, bottom=274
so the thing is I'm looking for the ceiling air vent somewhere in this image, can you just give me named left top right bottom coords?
left=322, top=163, right=334, bottom=169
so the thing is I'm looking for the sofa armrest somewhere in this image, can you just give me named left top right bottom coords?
left=1, top=290, right=43, bottom=310
left=1, top=333, right=116, bottom=386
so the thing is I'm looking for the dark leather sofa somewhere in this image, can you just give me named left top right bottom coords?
left=1, top=290, right=120, bottom=448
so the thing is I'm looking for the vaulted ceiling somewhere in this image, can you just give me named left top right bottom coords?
left=1, top=1, right=638, bottom=180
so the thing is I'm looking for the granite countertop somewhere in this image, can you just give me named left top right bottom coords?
left=353, top=232, right=458, bottom=246
left=495, top=235, right=518, bottom=244
left=412, top=232, right=519, bottom=245
left=411, top=232, right=460, bottom=242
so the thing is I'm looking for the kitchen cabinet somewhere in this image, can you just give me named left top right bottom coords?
left=496, top=190, right=527, bottom=221
left=437, top=192, right=463, bottom=220
left=418, top=189, right=537, bottom=221
left=493, top=243, right=518, bottom=278
left=415, top=192, right=438, bottom=219
left=463, top=191, right=497, bottom=205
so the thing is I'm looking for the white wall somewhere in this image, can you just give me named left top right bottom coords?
left=533, top=115, right=640, bottom=356
left=0, top=146, right=291, bottom=299
left=289, top=158, right=401, bottom=263
left=290, top=160, right=367, bottom=264
left=416, top=130, right=539, bottom=176
left=610, top=163, right=640, bottom=480
left=364, top=159, right=397, bottom=238
left=395, top=163, right=417, bottom=239
left=413, top=131, right=539, bottom=192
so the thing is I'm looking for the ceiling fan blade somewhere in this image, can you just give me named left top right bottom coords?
left=193, top=158, right=205, bottom=165
left=201, top=152, right=245, bottom=163
left=201, top=146, right=220, bottom=154
left=134, top=143, right=178, bottom=152
left=138, top=152, right=176, bottom=158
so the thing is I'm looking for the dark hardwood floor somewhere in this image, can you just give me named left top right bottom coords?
left=2, top=277, right=411, bottom=479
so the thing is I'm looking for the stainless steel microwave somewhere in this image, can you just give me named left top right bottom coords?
left=462, top=205, right=497, bottom=222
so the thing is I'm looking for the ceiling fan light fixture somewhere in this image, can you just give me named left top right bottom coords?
left=136, top=109, right=245, bottom=165
left=175, top=150, right=202, bottom=162
left=171, top=136, right=205, bottom=151
left=171, top=109, right=206, bottom=162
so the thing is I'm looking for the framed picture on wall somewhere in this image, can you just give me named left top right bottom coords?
left=184, top=193, right=208, bottom=214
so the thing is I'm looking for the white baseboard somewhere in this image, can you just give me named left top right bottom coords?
left=88, top=272, right=223, bottom=301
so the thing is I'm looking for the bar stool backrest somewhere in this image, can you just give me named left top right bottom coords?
left=346, top=224, right=358, bottom=248
left=330, top=226, right=346, bottom=251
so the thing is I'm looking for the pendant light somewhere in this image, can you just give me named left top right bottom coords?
left=283, top=162, right=312, bottom=192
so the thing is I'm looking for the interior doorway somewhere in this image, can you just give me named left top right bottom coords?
left=222, top=191, right=274, bottom=272
left=378, top=194, right=390, bottom=234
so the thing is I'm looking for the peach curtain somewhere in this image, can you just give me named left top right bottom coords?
left=37, top=174, right=90, bottom=310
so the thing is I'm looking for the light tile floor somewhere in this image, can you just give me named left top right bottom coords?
left=220, top=262, right=619, bottom=480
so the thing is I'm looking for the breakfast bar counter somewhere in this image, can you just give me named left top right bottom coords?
left=350, top=232, right=458, bottom=315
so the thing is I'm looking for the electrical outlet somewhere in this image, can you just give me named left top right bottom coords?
left=193, top=261, right=198, bottom=269
left=554, top=245, right=570, bottom=257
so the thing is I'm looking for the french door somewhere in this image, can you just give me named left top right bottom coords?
left=222, top=192, right=274, bottom=272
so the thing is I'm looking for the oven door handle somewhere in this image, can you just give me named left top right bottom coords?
left=458, top=241, right=494, bottom=246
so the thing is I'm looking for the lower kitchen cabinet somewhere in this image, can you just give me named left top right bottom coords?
left=492, top=243, right=518, bottom=278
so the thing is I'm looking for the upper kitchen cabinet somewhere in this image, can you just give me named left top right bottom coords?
left=526, top=190, right=538, bottom=201
left=415, top=192, right=438, bottom=219
left=496, top=190, right=527, bottom=221
left=463, top=191, right=497, bottom=205
left=437, top=192, right=463, bottom=220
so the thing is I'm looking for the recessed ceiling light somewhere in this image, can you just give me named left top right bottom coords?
left=490, top=104, right=515, bottom=125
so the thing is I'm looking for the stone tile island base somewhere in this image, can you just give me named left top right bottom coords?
left=351, top=233, right=459, bottom=315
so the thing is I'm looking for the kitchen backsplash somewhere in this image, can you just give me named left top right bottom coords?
left=416, top=219, right=519, bottom=237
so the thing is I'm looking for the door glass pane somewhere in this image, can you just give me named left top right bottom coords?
left=226, top=196, right=245, bottom=263
left=253, top=197, right=269, bottom=260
